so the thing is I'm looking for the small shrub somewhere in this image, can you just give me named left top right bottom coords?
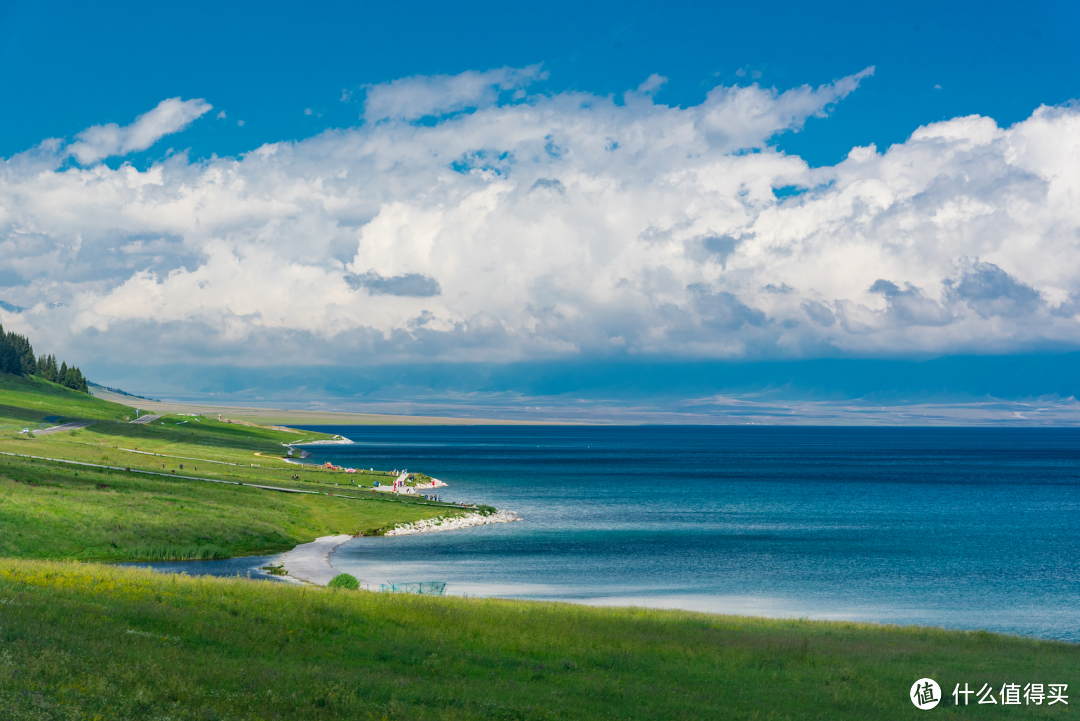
left=328, top=573, right=359, bottom=590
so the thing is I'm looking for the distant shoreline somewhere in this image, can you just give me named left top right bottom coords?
left=89, top=387, right=578, bottom=426
left=86, top=387, right=1080, bottom=427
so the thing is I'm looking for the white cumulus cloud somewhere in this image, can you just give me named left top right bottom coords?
left=2, top=67, right=1080, bottom=370
left=66, top=97, right=213, bottom=164
left=363, top=64, right=548, bottom=121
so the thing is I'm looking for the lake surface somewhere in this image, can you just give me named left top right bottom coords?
left=119, top=554, right=288, bottom=582
left=293, top=425, right=1080, bottom=642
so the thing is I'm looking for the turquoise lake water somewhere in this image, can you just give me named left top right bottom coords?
left=131, top=426, right=1080, bottom=641
left=308, top=425, right=1080, bottom=642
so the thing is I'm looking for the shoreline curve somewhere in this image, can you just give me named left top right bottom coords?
left=279, top=534, right=353, bottom=585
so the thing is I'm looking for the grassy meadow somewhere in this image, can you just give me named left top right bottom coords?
left=0, top=374, right=130, bottom=424
left=0, top=454, right=456, bottom=560
left=0, top=374, right=465, bottom=560
left=0, top=559, right=1076, bottom=720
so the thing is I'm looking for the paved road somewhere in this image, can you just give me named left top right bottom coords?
left=129, top=414, right=162, bottom=424
left=34, top=421, right=93, bottom=435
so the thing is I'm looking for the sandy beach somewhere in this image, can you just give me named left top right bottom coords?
left=278, top=534, right=353, bottom=585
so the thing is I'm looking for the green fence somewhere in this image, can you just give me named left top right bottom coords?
left=380, top=582, right=447, bottom=595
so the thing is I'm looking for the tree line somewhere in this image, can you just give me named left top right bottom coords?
left=0, top=324, right=89, bottom=392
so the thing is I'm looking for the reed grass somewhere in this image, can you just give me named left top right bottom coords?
left=120, top=545, right=232, bottom=561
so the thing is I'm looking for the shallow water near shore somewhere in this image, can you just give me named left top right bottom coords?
left=299, top=425, right=1080, bottom=642
left=119, top=554, right=287, bottom=581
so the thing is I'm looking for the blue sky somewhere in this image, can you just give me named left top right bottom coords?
left=2, top=0, right=1080, bottom=418
left=3, top=0, right=1076, bottom=166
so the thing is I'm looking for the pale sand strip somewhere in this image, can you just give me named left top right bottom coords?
left=279, top=534, right=354, bottom=585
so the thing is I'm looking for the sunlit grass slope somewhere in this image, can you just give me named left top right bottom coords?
left=0, top=455, right=452, bottom=559
left=0, top=373, right=129, bottom=426
left=0, top=560, right=1076, bottom=720
left=0, top=373, right=464, bottom=560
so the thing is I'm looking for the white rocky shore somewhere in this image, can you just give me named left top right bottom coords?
left=385, top=509, right=522, bottom=536
left=291, top=436, right=355, bottom=446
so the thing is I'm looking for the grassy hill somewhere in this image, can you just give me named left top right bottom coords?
left=0, top=373, right=129, bottom=425
left=0, top=373, right=464, bottom=560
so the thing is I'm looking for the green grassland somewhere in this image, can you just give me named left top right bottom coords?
left=0, top=374, right=466, bottom=560
left=0, top=455, right=457, bottom=560
left=1, top=373, right=1077, bottom=719
left=0, top=374, right=130, bottom=425
left=0, top=559, right=1076, bottom=720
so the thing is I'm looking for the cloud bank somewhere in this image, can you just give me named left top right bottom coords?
left=2, top=67, right=1080, bottom=370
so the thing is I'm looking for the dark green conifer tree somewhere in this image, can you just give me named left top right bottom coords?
left=0, top=326, right=89, bottom=392
left=0, top=324, right=32, bottom=375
